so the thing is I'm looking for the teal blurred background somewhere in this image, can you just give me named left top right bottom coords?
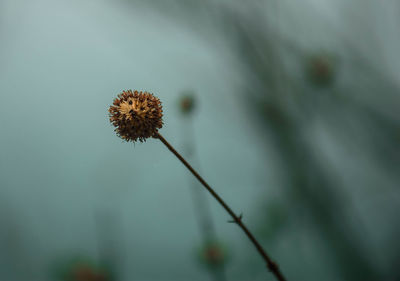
left=0, top=0, right=399, bottom=280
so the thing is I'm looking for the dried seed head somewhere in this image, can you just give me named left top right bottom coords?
left=179, top=92, right=196, bottom=115
left=109, top=90, right=163, bottom=142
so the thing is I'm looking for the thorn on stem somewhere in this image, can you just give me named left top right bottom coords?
left=228, top=213, right=243, bottom=224
left=267, top=261, right=279, bottom=272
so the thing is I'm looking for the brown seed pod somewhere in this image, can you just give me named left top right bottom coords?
left=108, top=90, right=163, bottom=142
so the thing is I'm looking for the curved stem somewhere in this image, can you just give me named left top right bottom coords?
left=155, top=132, right=286, bottom=281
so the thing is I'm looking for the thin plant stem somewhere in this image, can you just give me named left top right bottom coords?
left=155, top=132, right=286, bottom=281
left=181, top=115, right=226, bottom=281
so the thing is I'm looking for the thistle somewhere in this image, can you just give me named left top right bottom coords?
left=108, top=90, right=287, bottom=281
left=108, top=90, right=163, bottom=142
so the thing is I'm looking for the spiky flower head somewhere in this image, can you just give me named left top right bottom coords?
left=197, top=240, right=228, bottom=269
left=108, top=90, right=163, bottom=142
left=178, top=91, right=196, bottom=115
left=306, top=53, right=336, bottom=87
